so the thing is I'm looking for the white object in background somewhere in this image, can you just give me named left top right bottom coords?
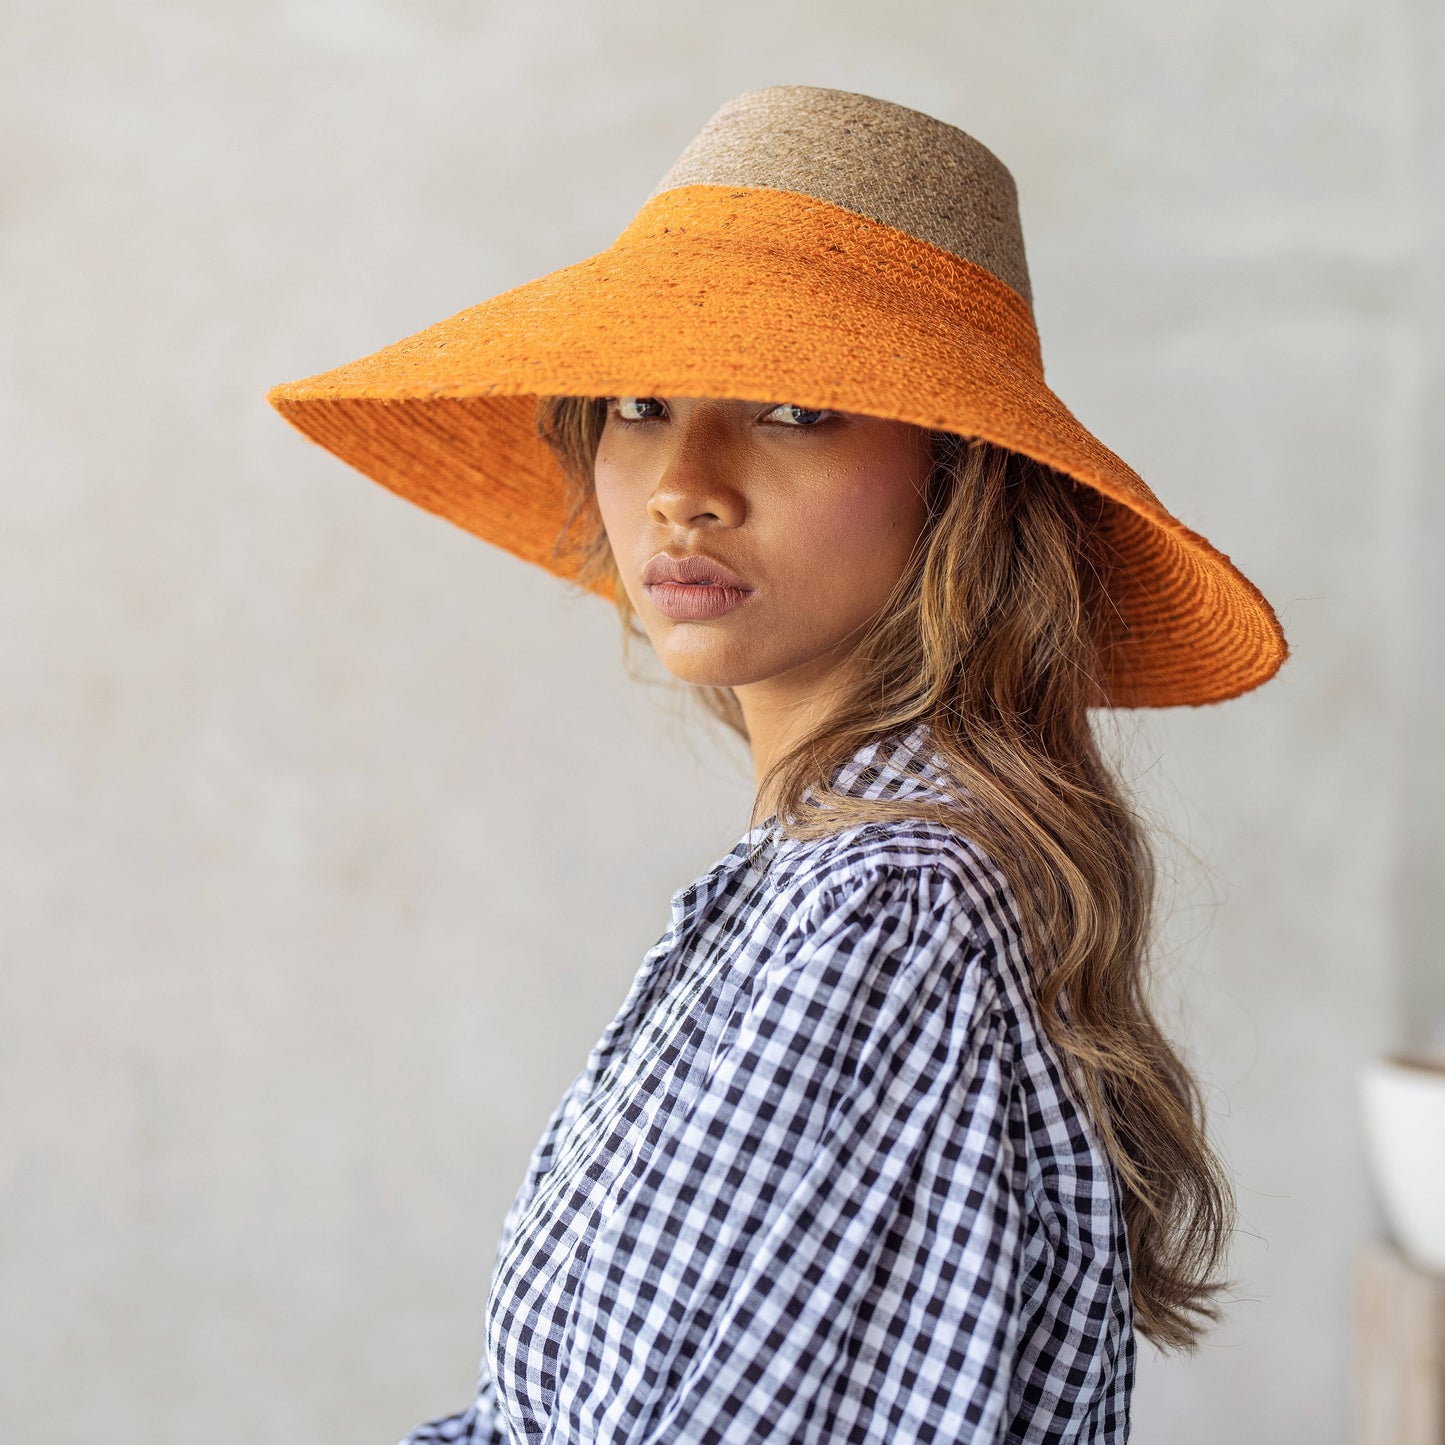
left=1360, top=1054, right=1445, bottom=1276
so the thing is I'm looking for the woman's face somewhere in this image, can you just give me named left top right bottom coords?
left=593, top=395, right=935, bottom=695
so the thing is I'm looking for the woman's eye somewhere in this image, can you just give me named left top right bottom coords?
left=765, top=403, right=832, bottom=427
left=606, top=398, right=832, bottom=427
left=611, top=396, right=665, bottom=423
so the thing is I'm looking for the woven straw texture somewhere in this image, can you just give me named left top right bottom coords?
left=266, top=85, right=1287, bottom=707
left=647, top=85, right=1034, bottom=312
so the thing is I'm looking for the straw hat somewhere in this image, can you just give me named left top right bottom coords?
left=266, top=84, right=1287, bottom=707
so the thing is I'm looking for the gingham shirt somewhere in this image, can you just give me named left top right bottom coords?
left=401, top=723, right=1135, bottom=1444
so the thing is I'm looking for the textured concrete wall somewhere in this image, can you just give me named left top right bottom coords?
left=2, top=2, right=1437, bottom=1441
left=1400, top=0, right=1445, bottom=1049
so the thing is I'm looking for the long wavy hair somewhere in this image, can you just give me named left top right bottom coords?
left=533, top=392, right=1239, bottom=1355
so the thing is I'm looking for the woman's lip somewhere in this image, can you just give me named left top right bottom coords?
left=644, top=581, right=755, bottom=621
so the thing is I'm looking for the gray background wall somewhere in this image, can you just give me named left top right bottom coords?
left=3, top=2, right=1440, bottom=1441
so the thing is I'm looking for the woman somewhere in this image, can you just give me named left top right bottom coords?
left=268, top=85, right=1287, bottom=1445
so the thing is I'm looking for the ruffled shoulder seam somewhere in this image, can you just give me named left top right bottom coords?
left=799, top=856, right=991, bottom=948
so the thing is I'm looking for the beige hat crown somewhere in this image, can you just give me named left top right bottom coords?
left=648, top=84, right=1034, bottom=313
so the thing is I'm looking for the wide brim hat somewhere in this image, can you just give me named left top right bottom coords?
left=266, top=84, right=1287, bottom=707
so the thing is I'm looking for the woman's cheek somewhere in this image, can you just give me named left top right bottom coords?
left=812, top=496, right=906, bottom=580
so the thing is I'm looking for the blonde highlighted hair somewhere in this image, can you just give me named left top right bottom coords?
left=534, top=393, right=1239, bottom=1354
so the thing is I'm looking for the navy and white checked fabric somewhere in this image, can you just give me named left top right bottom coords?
left=400, top=722, right=1135, bottom=1444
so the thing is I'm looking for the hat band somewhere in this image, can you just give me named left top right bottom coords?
left=609, top=184, right=1045, bottom=386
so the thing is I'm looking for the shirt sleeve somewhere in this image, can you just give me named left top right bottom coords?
left=551, top=861, right=1029, bottom=1445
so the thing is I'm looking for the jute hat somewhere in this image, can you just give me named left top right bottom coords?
left=266, top=84, right=1287, bottom=707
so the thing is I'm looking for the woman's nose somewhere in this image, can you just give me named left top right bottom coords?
left=647, top=413, right=745, bottom=528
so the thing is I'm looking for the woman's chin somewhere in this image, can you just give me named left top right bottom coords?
left=649, top=636, right=772, bottom=691
left=656, top=656, right=757, bottom=689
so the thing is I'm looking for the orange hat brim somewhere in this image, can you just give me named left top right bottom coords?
left=266, top=183, right=1287, bottom=707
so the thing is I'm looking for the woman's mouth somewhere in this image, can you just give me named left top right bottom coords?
left=644, top=581, right=755, bottom=621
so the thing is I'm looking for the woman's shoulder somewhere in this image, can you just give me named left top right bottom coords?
left=763, top=813, right=1025, bottom=958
